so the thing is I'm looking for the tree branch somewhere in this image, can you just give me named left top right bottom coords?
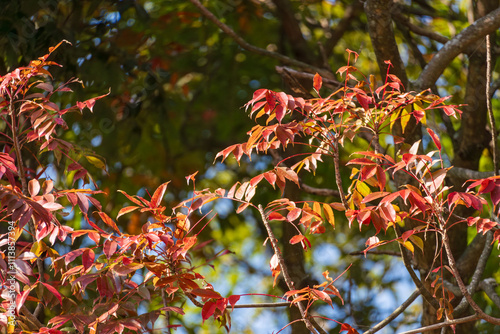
left=398, top=314, right=480, bottom=334
left=233, top=302, right=290, bottom=309
left=188, top=0, right=334, bottom=78
left=275, top=66, right=342, bottom=90
left=454, top=231, right=494, bottom=316
left=257, top=205, right=326, bottom=334
left=447, top=166, right=497, bottom=181
left=271, top=0, right=314, bottom=64
left=392, top=11, right=450, bottom=45
left=363, top=289, right=421, bottom=334
left=479, top=278, right=500, bottom=309
left=485, top=34, right=498, bottom=174
left=364, top=0, right=409, bottom=87
left=299, top=181, right=340, bottom=198
left=415, top=7, right=500, bottom=90
left=324, top=1, right=363, bottom=59
left=394, top=226, right=440, bottom=311
left=443, top=233, right=500, bottom=326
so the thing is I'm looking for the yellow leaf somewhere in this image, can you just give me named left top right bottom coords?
left=313, top=202, right=322, bottom=216
left=401, top=106, right=411, bottom=133
left=409, top=235, right=424, bottom=253
left=350, top=167, right=359, bottom=179
left=399, top=240, right=414, bottom=253
left=85, top=155, right=107, bottom=170
left=356, top=181, right=371, bottom=197
left=323, top=203, right=335, bottom=228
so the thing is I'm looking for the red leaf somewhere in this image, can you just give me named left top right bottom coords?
left=41, top=282, right=62, bottom=305
left=202, top=301, right=216, bottom=322
left=191, top=288, right=221, bottom=299
left=426, top=128, right=441, bottom=150
left=268, top=212, right=286, bottom=221
left=289, top=234, right=305, bottom=245
left=98, top=212, right=122, bottom=235
left=340, top=323, right=359, bottom=334
left=151, top=182, right=170, bottom=208
left=313, top=73, right=322, bottom=92
left=82, top=249, right=95, bottom=271
left=287, top=208, right=301, bottom=222
left=228, top=295, right=240, bottom=311
left=117, top=206, right=140, bottom=219
left=103, top=240, right=118, bottom=259
left=356, top=93, right=371, bottom=111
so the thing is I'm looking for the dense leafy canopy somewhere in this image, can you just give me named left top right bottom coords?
left=0, top=1, right=500, bottom=333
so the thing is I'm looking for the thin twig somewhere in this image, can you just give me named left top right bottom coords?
left=188, top=0, right=334, bottom=79
left=333, top=137, right=348, bottom=209
left=349, top=250, right=401, bottom=257
left=363, top=289, right=421, bottom=334
left=299, top=181, right=340, bottom=197
left=275, top=66, right=342, bottom=89
left=233, top=302, right=290, bottom=309
left=443, top=233, right=500, bottom=325
left=398, top=314, right=480, bottom=334
left=257, top=205, right=325, bottom=334
left=454, top=231, right=494, bottom=316
left=161, top=289, right=171, bottom=334
left=391, top=11, right=449, bottom=45
left=393, top=226, right=440, bottom=311
left=485, top=34, right=497, bottom=175
left=10, top=97, right=45, bottom=320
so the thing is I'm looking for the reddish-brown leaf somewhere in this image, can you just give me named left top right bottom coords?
left=313, top=73, right=322, bottom=92
left=191, top=288, right=221, bottom=299
left=151, top=182, right=170, bottom=208
left=98, top=212, right=122, bottom=235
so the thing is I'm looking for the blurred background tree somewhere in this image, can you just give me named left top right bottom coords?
left=1, top=1, right=499, bottom=333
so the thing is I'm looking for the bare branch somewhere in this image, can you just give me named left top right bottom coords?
left=188, top=0, right=334, bottom=79
left=275, top=66, right=343, bottom=90
left=324, top=1, right=363, bottom=58
left=485, top=34, right=498, bottom=174
left=333, top=137, right=349, bottom=209
left=398, top=314, right=480, bottom=334
left=443, top=233, right=500, bottom=326
left=271, top=0, right=313, bottom=64
left=233, top=302, right=290, bottom=309
left=416, top=7, right=500, bottom=90
left=479, top=278, right=500, bottom=309
left=447, top=166, right=497, bottom=181
left=394, top=226, right=440, bottom=311
left=257, top=205, right=326, bottom=334
left=20, top=305, right=44, bottom=330
left=363, top=289, right=421, bottom=334
left=349, top=250, right=401, bottom=257
left=365, top=0, right=409, bottom=87
left=299, top=181, right=340, bottom=197
left=392, top=11, right=449, bottom=45
left=454, top=231, right=494, bottom=316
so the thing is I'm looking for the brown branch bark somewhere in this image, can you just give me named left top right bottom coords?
left=415, top=7, right=500, bottom=90
left=364, top=0, right=409, bottom=87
